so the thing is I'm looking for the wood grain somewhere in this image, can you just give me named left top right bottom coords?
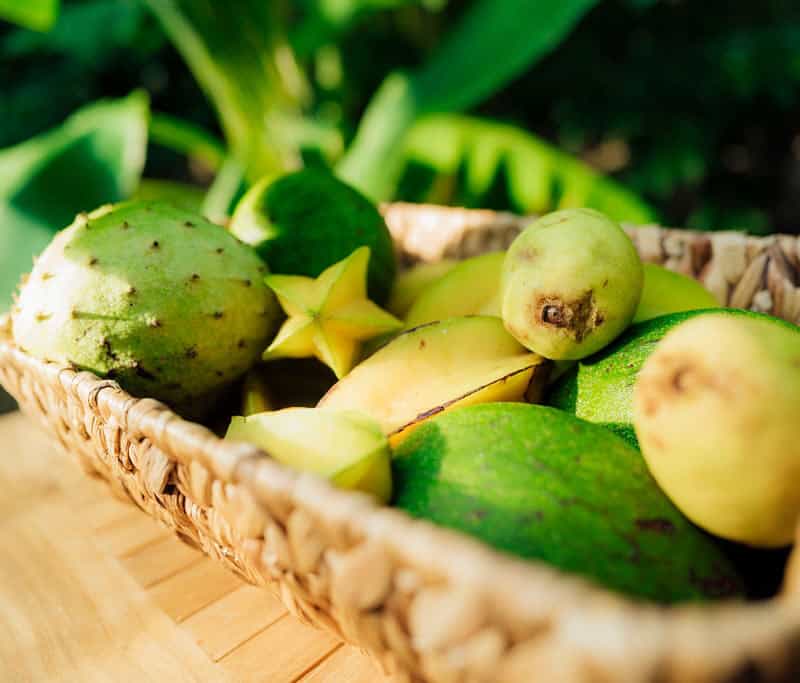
left=149, top=557, right=243, bottom=622
left=300, top=645, right=389, bottom=682
left=122, top=534, right=204, bottom=588
left=219, top=613, right=341, bottom=682
left=181, top=585, right=287, bottom=660
left=0, top=411, right=394, bottom=682
left=0, top=414, right=227, bottom=683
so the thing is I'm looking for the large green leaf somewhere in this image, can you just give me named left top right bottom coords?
left=0, top=0, right=58, bottom=31
left=399, top=114, right=656, bottom=223
left=338, top=0, right=599, bottom=200
left=0, top=91, right=148, bottom=311
left=142, top=0, right=306, bottom=181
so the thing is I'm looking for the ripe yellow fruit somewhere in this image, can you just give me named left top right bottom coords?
left=264, top=247, right=402, bottom=378
left=501, top=209, right=643, bottom=360
left=405, top=252, right=504, bottom=327
left=634, top=313, right=800, bottom=547
left=319, top=316, right=548, bottom=444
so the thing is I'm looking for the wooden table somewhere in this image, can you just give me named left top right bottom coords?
left=0, top=411, right=397, bottom=682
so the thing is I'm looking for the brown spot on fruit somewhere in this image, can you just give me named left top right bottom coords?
left=186, top=347, right=198, bottom=359
left=541, top=304, right=565, bottom=326
left=212, top=311, right=224, bottom=319
left=672, top=366, right=691, bottom=393
left=133, top=363, right=157, bottom=381
left=215, top=247, right=224, bottom=254
left=88, top=257, right=98, bottom=266
left=150, top=241, right=160, bottom=250
left=101, top=338, right=119, bottom=360
left=415, top=404, right=445, bottom=420
left=534, top=290, right=601, bottom=343
left=635, top=518, right=675, bottom=535
left=122, top=221, right=130, bottom=230
left=640, top=394, right=660, bottom=418
left=190, top=274, right=200, bottom=282
left=419, top=339, right=426, bottom=350
left=237, top=339, right=247, bottom=349
left=184, top=221, right=195, bottom=228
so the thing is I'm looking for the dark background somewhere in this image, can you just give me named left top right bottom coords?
left=3, top=0, right=800, bottom=233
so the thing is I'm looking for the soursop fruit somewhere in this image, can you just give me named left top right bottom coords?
left=11, top=200, right=280, bottom=417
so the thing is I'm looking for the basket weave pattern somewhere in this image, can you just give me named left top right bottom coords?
left=2, top=204, right=800, bottom=682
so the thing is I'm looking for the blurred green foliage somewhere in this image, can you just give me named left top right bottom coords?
left=0, top=91, right=148, bottom=309
left=2, top=0, right=800, bottom=310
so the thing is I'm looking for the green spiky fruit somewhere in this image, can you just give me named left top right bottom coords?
left=501, top=208, right=643, bottom=360
left=11, top=201, right=280, bottom=417
left=229, top=169, right=397, bottom=304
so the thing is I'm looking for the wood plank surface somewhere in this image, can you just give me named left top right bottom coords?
left=181, top=585, right=287, bottom=661
left=0, top=411, right=396, bottom=682
left=219, top=615, right=341, bottom=682
left=0, top=413, right=227, bottom=683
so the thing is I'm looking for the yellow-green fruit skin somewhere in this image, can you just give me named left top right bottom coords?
left=634, top=263, right=719, bottom=323
left=405, top=252, right=504, bottom=327
left=387, top=260, right=456, bottom=318
left=226, top=408, right=392, bottom=502
left=11, top=201, right=280, bottom=416
left=501, top=208, right=643, bottom=360
left=634, top=314, right=800, bottom=547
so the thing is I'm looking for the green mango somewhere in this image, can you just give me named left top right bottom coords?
left=546, top=309, right=797, bottom=447
left=392, top=403, right=743, bottom=603
left=229, top=169, right=396, bottom=305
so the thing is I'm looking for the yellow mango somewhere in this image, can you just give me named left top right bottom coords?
left=405, top=252, right=505, bottom=328
left=318, top=316, right=549, bottom=444
left=387, top=260, right=457, bottom=318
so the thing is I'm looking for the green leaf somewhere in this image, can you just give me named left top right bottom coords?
left=339, top=0, right=599, bottom=199
left=0, top=91, right=148, bottom=311
left=399, top=114, right=656, bottom=223
left=3, top=0, right=153, bottom=64
left=149, top=112, right=225, bottom=171
left=0, top=0, right=58, bottom=31
left=142, top=0, right=306, bottom=181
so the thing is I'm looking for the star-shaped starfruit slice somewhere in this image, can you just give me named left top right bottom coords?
left=263, top=247, right=402, bottom=378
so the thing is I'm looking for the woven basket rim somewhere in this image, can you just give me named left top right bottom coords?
left=3, top=203, right=800, bottom=677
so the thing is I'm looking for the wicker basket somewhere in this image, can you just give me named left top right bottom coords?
left=2, top=203, right=800, bottom=683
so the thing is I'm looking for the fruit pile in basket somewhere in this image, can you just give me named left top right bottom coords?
left=10, top=169, right=800, bottom=605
